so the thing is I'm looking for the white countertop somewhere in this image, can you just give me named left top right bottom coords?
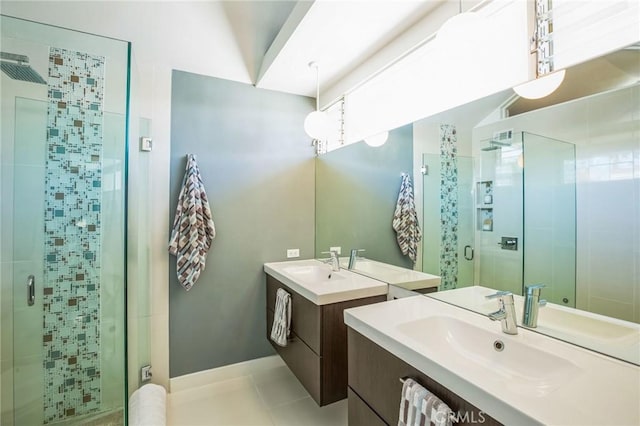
left=264, top=259, right=388, bottom=305
left=344, top=295, right=640, bottom=426
left=340, top=258, right=441, bottom=290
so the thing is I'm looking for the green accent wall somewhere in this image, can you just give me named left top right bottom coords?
left=169, top=71, right=315, bottom=377
left=315, top=125, right=414, bottom=268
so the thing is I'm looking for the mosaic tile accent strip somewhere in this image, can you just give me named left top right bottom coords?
left=439, top=124, right=458, bottom=290
left=43, top=47, right=105, bottom=424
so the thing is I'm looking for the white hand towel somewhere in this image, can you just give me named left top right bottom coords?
left=270, top=288, right=291, bottom=347
left=168, top=154, right=216, bottom=291
left=129, top=383, right=167, bottom=426
left=392, top=174, right=422, bottom=264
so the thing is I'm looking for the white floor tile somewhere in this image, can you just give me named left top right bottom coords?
left=167, top=362, right=347, bottom=426
left=252, top=365, right=310, bottom=408
left=167, top=377, right=274, bottom=426
left=267, top=397, right=347, bottom=426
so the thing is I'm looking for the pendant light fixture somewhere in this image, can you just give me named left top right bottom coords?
left=364, top=131, right=389, bottom=147
left=435, top=0, right=485, bottom=51
left=513, top=69, right=566, bottom=99
left=304, top=61, right=330, bottom=140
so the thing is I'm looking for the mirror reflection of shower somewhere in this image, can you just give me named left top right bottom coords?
left=481, top=139, right=511, bottom=151
left=0, top=51, right=46, bottom=84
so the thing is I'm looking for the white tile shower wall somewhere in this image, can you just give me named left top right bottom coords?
left=474, top=84, right=640, bottom=323
left=576, top=86, right=639, bottom=321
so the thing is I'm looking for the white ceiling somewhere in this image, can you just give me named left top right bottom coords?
left=0, top=0, right=467, bottom=103
left=254, top=1, right=446, bottom=98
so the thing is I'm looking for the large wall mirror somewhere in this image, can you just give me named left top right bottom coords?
left=315, top=44, right=639, bottom=365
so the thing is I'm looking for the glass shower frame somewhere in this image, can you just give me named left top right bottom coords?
left=1, top=15, right=130, bottom=425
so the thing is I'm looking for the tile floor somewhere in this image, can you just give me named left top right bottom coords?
left=167, top=364, right=348, bottom=426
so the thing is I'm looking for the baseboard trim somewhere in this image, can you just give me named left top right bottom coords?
left=169, top=355, right=284, bottom=393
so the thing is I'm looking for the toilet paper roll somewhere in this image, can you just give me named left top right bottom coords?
left=129, top=383, right=167, bottom=426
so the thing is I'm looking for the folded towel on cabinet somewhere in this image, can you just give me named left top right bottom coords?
left=270, top=288, right=291, bottom=347
left=398, top=378, right=453, bottom=426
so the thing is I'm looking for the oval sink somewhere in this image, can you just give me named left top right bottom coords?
left=396, top=315, right=581, bottom=397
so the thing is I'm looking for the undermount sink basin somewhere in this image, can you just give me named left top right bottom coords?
left=396, top=315, right=581, bottom=397
left=282, top=264, right=345, bottom=283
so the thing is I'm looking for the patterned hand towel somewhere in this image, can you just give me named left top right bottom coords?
left=270, top=288, right=291, bottom=347
left=168, top=154, right=216, bottom=291
left=398, top=378, right=419, bottom=426
left=420, top=389, right=453, bottom=426
left=399, top=379, right=453, bottom=426
left=392, top=174, right=422, bottom=264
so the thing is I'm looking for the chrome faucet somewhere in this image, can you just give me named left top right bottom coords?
left=523, top=284, right=547, bottom=328
left=320, top=250, right=340, bottom=272
left=348, top=248, right=365, bottom=270
left=485, top=291, right=518, bottom=335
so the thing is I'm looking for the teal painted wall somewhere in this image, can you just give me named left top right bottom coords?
left=169, top=71, right=316, bottom=377
left=315, top=125, right=414, bottom=268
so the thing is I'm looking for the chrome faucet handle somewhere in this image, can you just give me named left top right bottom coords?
left=485, top=290, right=513, bottom=300
left=523, top=284, right=547, bottom=328
left=525, top=284, right=546, bottom=292
left=486, top=291, right=518, bottom=335
left=348, top=249, right=365, bottom=269
left=320, top=250, right=340, bottom=271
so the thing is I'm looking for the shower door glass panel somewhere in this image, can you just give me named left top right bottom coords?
left=1, top=15, right=128, bottom=426
left=476, top=143, right=523, bottom=294
left=523, top=132, right=576, bottom=307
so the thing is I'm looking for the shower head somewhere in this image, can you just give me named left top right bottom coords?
left=481, top=140, right=511, bottom=151
left=0, top=52, right=46, bottom=84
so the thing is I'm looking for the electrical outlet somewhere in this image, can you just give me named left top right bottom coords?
left=329, top=246, right=341, bottom=255
left=141, top=365, right=152, bottom=382
left=286, top=248, right=300, bottom=258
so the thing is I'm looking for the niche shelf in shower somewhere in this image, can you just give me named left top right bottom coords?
left=476, top=180, right=494, bottom=206
left=476, top=181, right=494, bottom=231
left=477, top=208, right=493, bottom=232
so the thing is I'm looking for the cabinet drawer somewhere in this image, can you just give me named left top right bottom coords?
left=348, top=387, right=387, bottom=426
left=267, top=308, right=321, bottom=404
left=266, top=274, right=321, bottom=354
left=347, top=328, right=501, bottom=426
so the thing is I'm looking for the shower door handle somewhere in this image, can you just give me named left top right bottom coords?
left=464, top=245, right=474, bottom=261
left=27, top=275, right=35, bottom=306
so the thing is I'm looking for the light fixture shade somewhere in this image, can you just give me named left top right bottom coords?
left=364, top=131, right=389, bottom=147
left=513, top=69, right=566, bottom=99
left=304, top=110, right=330, bottom=140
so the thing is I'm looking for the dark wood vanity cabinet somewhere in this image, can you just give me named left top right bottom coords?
left=266, top=274, right=386, bottom=406
left=347, top=328, right=502, bottom=426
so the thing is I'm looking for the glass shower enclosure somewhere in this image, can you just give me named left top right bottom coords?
left=1, top=16, right=129, bottom=425
left=475, top=131, right=576, bottom=304
left=422, top=131, right=576, bottom=305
